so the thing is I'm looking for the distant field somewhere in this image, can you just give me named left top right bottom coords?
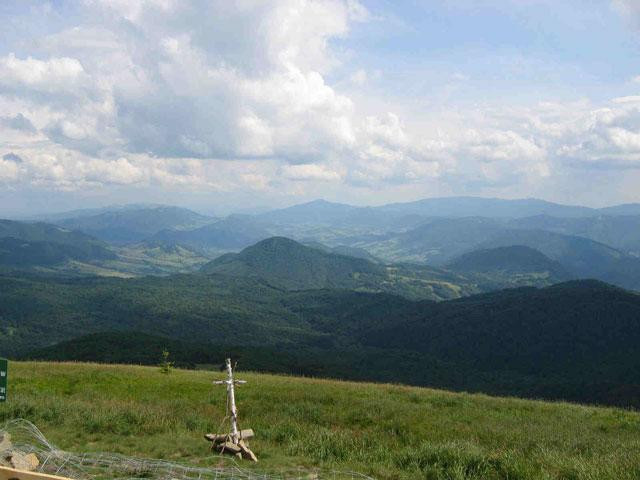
left=1, top=362, right=639, bottom=479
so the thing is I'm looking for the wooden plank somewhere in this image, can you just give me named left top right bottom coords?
left=216, top=442, right=242, bottom=455
left=238, top=440, right=258, bottom=462
left=0, top=466, right=72, bottom=480
left=204, top=433, right=227, bottom=444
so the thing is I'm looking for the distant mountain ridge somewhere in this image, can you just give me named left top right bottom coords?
left=507, top=214, right=640, bottom=255
left=54, top=205, right=214, bottom=244
left=448, top=245, right=569, bottom=276
left=4, top=197, right=640, bottom=289
left=375, top=196, right=596, bottom=218
left=0, top=219, right=115, bottom=266
left=258, top=196, right=640, bottom=225
left=348, top=217, right=640, bottom=291
left=150, top=214, right=273, bottom=253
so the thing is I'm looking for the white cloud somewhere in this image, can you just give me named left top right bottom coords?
left=613, top=0, right=640, bottom=24
left=0, top=0, right=639, bottom=201
left=0, top=54, right=88, bottom=94
left=281, top=163, right=342, bottom=181
left=0, top=114, right=36, bottom=134
left=350, top=69, right=368, bottom=86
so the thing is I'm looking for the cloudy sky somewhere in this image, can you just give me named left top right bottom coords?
left=1, top=0, right=640, bottom=215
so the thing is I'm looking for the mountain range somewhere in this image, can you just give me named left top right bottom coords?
left=54, top=205, right=214, bottom=244
left=4, top=196, right=640, bottom=291
left=3, top=195, right=640, bottom=408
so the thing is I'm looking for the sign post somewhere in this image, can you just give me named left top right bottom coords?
left=0, top=358, right=7, bottom=402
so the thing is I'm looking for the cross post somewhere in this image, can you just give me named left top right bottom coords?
left=213, top=358, right=246, bottom=444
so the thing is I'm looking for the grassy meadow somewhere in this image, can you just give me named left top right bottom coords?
left=1, top=361, right=639, bottom=479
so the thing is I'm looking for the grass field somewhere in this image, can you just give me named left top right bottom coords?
left=1, top=362, right=639, bottom=479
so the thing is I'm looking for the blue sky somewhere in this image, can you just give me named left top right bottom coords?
left=0, top=0, right=639, bottom=215
left=340, top=1, right=638, bottom=102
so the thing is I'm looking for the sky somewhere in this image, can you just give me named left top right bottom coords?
left=1, top=0, right=640, bottom=216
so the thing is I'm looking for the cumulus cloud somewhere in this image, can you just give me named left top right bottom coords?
left=0, top=54, right=87, bottom=94
left=613, top=0, right=640, bottom=28
left=0, top=0, right=639, bottom=199
left=0, top=114, right=37, bottom=134
left=281, top=163, right=342, bottom=181
left=350, top=69, right=368, bottom=86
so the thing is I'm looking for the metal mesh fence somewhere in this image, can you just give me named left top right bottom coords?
left=0, top=419, right=374, bottom=480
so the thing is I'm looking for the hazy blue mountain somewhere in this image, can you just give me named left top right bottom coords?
left=303, top=241, right=381, bottom=263
left=376, top=196, right=596, bottom=218
left=446, top=245, right=570, bottom=288
left=508, top=215, right=640, bottom=256
left=350, top=217, right=640, bottom=290
left=30, top=203, right=164, bottom=222
left=258, top=199, right=357, bottom=224
left=0, top=218, right=219, bottom=276
left=258, top=197, right=640, bottom=233
left=356, top=217, right=505, bottom=265
left=448, top=245, right=569, bottom=276
left=255, top=197, right=609, bottom=238
left=0, top=237, right=112, bottom=267
left=55, top=205, right=214, bottom=244
left=0, top=219, right=115, bottom=262
left=0, top=221, right=116, bottom=271
left=479, top=229, right=640, bottom=288
left=597, top=203, right=640, bottom=216
left=150, top=214, right=273, bottom=252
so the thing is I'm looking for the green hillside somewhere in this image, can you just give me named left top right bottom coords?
left=1, top=362, right=639, bottom=480
left=202, top=236, right=384, bottom=289
left=5, top=272, right=640, bottom=407
left=0, top=219, right=116, bottom=267
left=201, top=237, right=476, bottom=300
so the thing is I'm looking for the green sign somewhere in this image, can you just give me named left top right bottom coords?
left=0, top=358, right=7, bottom=402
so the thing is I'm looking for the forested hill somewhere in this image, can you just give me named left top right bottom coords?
left=446, top=245, right=571, bottom=288
left=447, top=245, right=567, bottom=275
left=0, top=219, right=115, bottom=265
left=201, top=236, right=479, bottom=300
left=201, top=236, right=384, bottom=289
left=5, top=271, right=640, bottom=407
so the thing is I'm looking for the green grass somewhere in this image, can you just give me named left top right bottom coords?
left=1, top=362, right=640, bottom=479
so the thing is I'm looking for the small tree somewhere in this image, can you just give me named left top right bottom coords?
left=159, top=349, right=174, bottom=374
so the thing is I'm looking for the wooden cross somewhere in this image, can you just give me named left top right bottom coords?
left=205, top=358, right=257, bottom=462
left=213, top=358, right=246, bottom=444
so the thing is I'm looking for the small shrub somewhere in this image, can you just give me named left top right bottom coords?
left=158, top=350, right=173, bottom=375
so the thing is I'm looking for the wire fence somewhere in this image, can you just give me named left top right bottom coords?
left=0, top=419, right=374, bottom=480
